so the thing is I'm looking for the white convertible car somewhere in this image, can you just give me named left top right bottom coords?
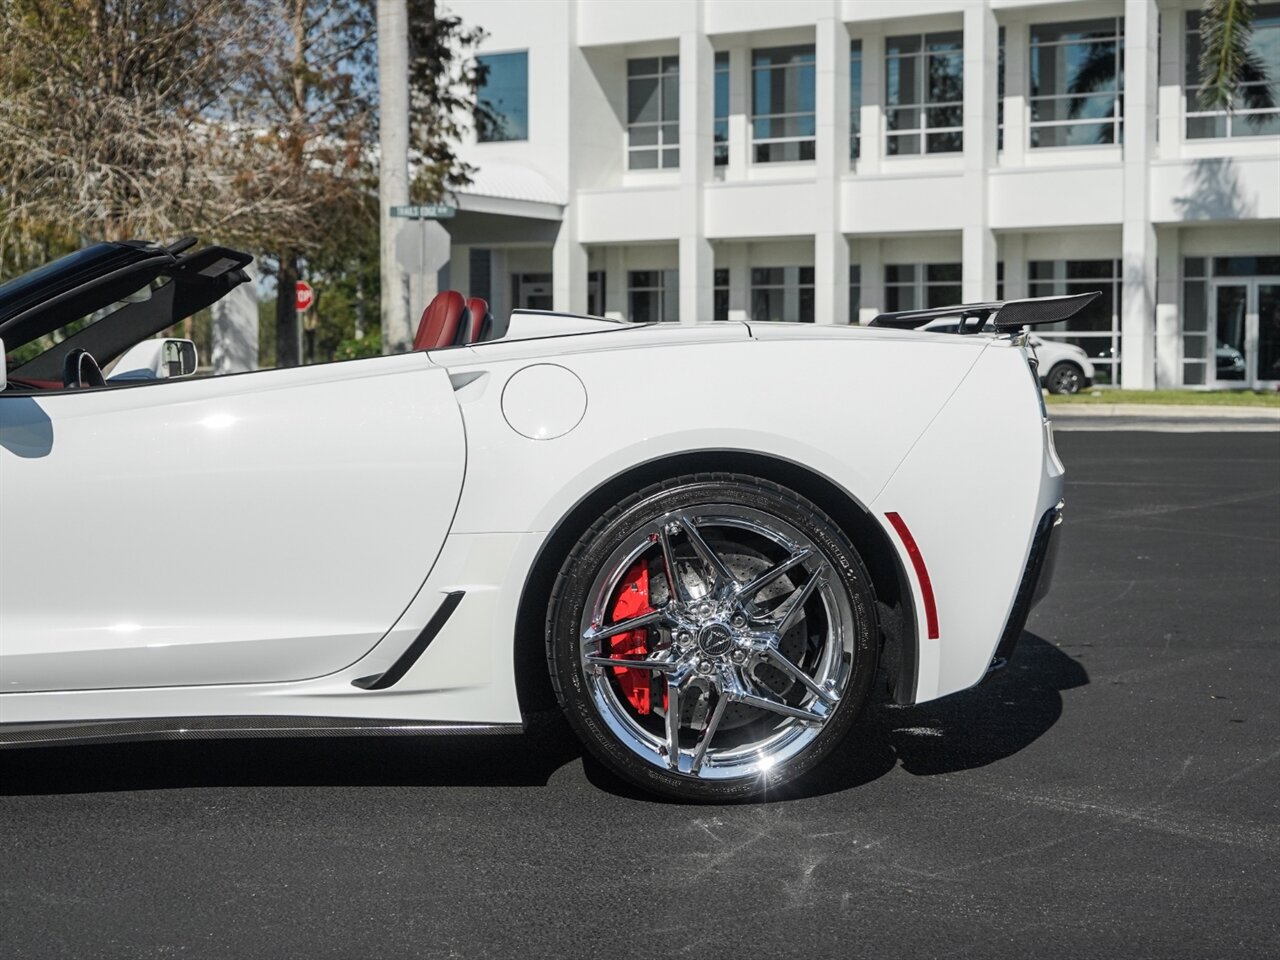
left=0, top=240, right=1095, bottom=801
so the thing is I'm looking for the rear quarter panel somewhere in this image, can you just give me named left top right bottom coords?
left=872, top=341, right=1063, bottom=701
left=389, top=330, right=992, bottom=720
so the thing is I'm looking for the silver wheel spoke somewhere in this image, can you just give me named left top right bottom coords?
left=771, top=570, right=823, bottom=634
left=733, top=548, right=813, bottom=602
left=676, top=515, right=734, bottom=593
left=583, top=655, right=677, bottom=672
left=656, top=526, right=691, bottom=603
left=689, top=692, right=728, bottom=774
left=665, top=671, right=688, bottom=770
left=735, top=690, right=826, bottom=724
left=761, top=648, right=839, bottom=705
left=583, top=609, right=666, bottom=647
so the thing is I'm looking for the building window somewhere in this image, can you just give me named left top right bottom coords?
left=470, top=249, right=492, bottom=303
left=849, top=264, right=861, bottom=323
left=1183, top=258, right=1210, bottom=385
left=750, top=267, right=814, bottom=322
left=714, top=268, right=730, bottom=321
left=850, top=40, right=863, bottom=159
left=714, top=52, right=730, bottom=166
left=751, top=45, right=816, bottom=162
left=884, top=263, right=962, bottom=311
left=628, top=56, right=680, bottom=169
left=885, top=32, right=964, bottom=155
left=477, top=51, right=528, bottom=142
left=997, top=28, right=1005, bottom=150
left=1028, top=259, right=1122, bottom=385
left=1185, top=6, right=1280, bottom=139
left=629, top=270, right=679, bottom=323
left=1029, top=18, right=1124, bottom=148
left=588, top=271, right=606, bottom=317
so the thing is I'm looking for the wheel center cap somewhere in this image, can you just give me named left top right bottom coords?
left=697, top=623, right=735, bottom=658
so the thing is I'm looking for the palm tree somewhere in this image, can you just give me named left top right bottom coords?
left=1197, top=0, right=1276, bottom=116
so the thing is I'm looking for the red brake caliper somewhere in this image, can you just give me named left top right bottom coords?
left=609, top=560, right=656, bottom=714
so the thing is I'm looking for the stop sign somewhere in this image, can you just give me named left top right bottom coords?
left=295, top=280, right=314, bottom=312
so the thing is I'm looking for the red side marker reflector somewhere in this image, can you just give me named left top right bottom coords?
left=885, top=511, right=940, bottom=640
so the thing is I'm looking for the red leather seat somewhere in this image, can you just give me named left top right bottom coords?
left=414, top=291, right=469, bottom=350
left=465, top=297, right=492, bottom=344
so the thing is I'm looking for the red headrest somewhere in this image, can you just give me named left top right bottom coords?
left=414, top=291, right=467, bottom=351
left=466, top=297, right=491, bottom=344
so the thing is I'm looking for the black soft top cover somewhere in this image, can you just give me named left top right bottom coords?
left=0, top=239, right=252, bottom=376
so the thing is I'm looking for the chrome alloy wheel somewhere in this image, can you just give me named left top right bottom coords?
left=578, top=505, right=857, bottom=781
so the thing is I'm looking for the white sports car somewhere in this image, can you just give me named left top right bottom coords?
left=0, top=240, right=1095, bottom=801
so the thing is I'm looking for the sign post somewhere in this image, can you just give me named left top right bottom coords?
left=390, top=203, right=457, bottom=317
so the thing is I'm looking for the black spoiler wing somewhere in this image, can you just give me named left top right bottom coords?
left=869, top=291, right=1101, bottom=333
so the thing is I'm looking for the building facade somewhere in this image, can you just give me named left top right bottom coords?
left=442, top=0, right=1280, bottom=389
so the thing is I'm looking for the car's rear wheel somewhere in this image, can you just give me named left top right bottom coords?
left=1045, top=361, right=1084, bottom=395
left=546, top=474, right=877, bottom=802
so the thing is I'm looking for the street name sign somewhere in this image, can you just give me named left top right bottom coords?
left=390, top=203, right=457, bottom=220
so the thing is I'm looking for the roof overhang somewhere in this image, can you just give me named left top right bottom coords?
left=454, top=161, right=565, bottom=222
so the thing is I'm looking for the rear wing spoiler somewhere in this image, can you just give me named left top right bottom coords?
left=869, top=291, right=1101, bottom=333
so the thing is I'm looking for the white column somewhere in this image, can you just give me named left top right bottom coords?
left=552, top=223, right=588, bottom=314
left=858, top=237, right=884, bottom=324
left=450, top=244, right=471, bottom=299
left=815, top=16, right=851, bottom=325
left=376, top=0, right=412, bottom=353
left=1121, top=0, right=1158, bottom=389
left=1003, top=232, right=1028, bottom=301
left=726, top=39, right=749, bottom=181
left=555, top=3, right=586, bottom=315
left=728, top=243, right=749, bottom=322
left=679, top=15, right=714, bottom=324
left=1157, top=5, right=1185, bottom=159
left=212, top=260, right=259, bottom=373
left=857, top=30, right=884, bottom=176
left=605, top=245, right=627, bottom=320
left=1002, top=15, right=1028, bottom=167
left=1155, top=227, right=1181, bottom=387
left=962, top=2, right=998, bottom=302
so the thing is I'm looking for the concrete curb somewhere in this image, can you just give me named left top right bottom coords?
left=1046, top=403, right=1280, bottom=420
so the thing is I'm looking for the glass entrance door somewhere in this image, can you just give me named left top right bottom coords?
left=1212, top=283, right=1249, bottom=383
left=513, top=273, right=553, bottom=311
left=1258, top=282, right=1280, bottom=385
left=1210, top=278, right=1280, bottom=388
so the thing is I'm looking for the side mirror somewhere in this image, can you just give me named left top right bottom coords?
left=1, top=337, right=6, bottom=391
left=107, top=338, right=199, bottom=382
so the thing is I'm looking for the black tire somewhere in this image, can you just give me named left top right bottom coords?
left=1045, top=361, right=1084, bottom=395
left=546, top=473, right=878, bottom=802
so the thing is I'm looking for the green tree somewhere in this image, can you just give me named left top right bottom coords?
left=237, top=0, right=379, bottom=367
left=0, top=0, right=262, bottom=273
left=407, top=0, right=490, bottom=201
left=1197, top=0, right=1277, bottom=117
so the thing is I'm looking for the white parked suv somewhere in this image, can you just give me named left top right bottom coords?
left=922, top=319, right=1096, bottom=394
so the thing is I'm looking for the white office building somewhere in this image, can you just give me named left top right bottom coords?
left=440, top=0, right=1280, bottom=389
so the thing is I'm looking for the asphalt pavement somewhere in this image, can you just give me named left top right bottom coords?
left=2, top=431, right=1278, bottom=960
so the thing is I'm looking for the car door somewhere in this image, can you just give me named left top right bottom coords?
left=0, top=353, right=465, bottom=693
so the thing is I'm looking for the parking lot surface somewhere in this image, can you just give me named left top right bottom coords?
left=2, top=431, right=1277, bottom=959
